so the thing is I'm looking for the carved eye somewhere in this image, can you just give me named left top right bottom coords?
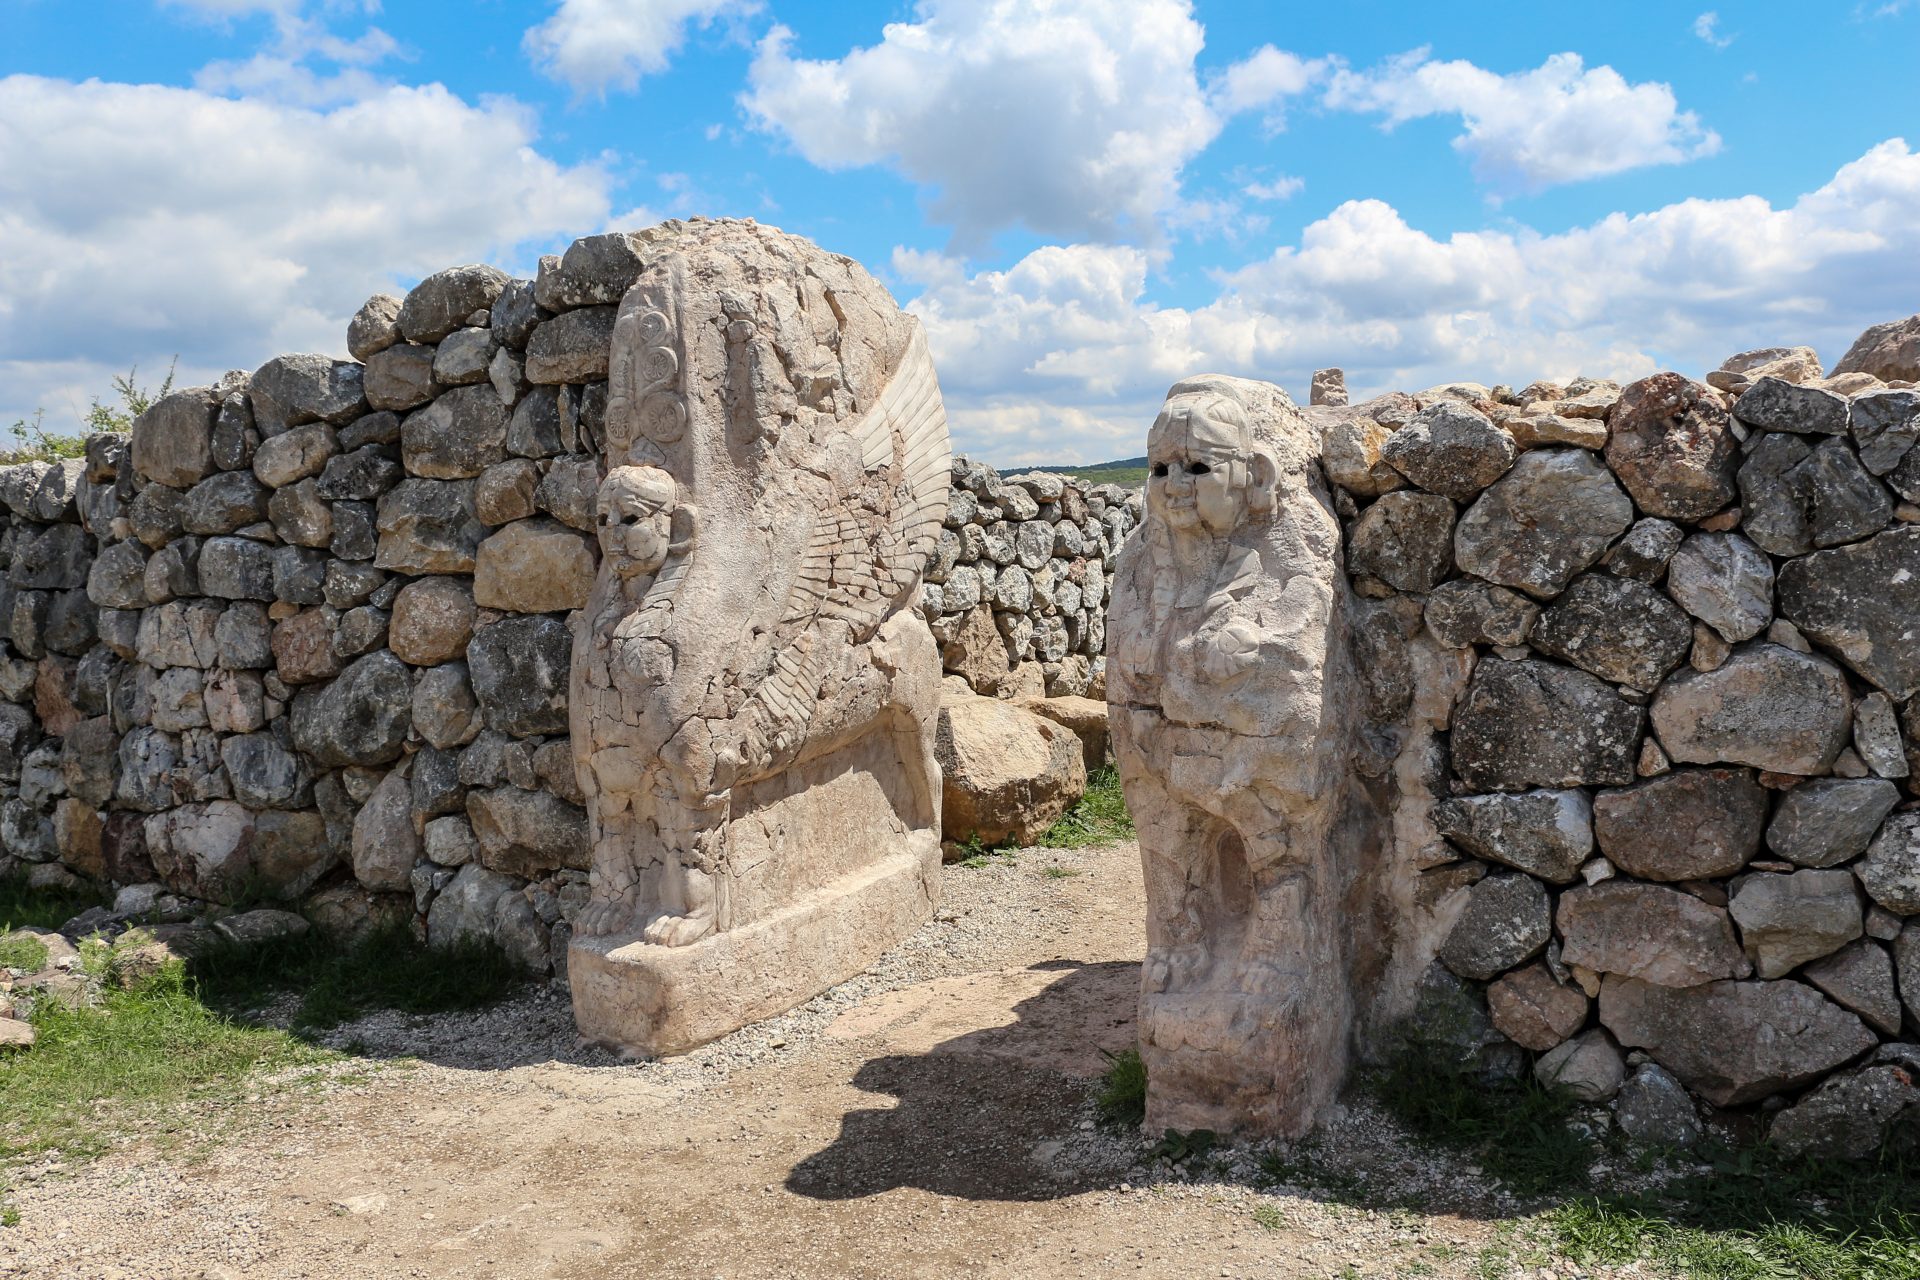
left=1189, top=462, right=1211, bottom=476
left=1151, top=463, right=1169, bottom=478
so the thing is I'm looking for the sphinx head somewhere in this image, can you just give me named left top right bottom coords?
left=1146, top=382, right=1280, bottom=540
left=597, top=465, right=679, bottom=578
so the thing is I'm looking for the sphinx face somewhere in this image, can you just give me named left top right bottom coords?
left=598, top=466, right=676, bottom=578
left=1147, top=409, right=1249, bottom=540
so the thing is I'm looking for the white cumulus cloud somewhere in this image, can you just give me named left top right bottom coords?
left=1325, top=49, right=1722, bottom=195
left=1692, top=12, right=1735, bottom=48
left=903, top=141, right=1920, bottom=465
left=525, top=0, right=762, bottom=94
left=742, top=0, right=1226, bottom=246
left=0, top=75, right=614, bottom=431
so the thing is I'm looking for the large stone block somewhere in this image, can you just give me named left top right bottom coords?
left=472, top=518, right=595, bottom=613
left=1591, top=768, right=1765, bottom=881
left=468, top=614, right=571, bottom=736
left=1649, top=643, right=1852, bottom=774
left=934, top=694, right=1085, bottom=847
left=1777, top=525, right=1920, bottom=701
left=1450, top=658, right=1643, bottom=791
left=467, top=786, right=589, bottom=879
left=1559, top=882, right=1749, bottom=987
left=1453, top=449, right=1633, bottom=598
left=1605, top=372, right=1740, bottom=520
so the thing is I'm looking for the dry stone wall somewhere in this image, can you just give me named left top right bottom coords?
left=1314, top=357, right=1920, bottom=1157
left=0, top=226, right=1128, bottom=979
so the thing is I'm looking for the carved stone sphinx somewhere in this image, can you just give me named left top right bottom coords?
left=567, top=220, right=951, bottom=1054
left=1106, top=374, right=1379, bottom=1138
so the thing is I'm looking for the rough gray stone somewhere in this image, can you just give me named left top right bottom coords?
left=1665, top=532, right=1774, bottom=644
left=1854, top=692, right=1910, bottom=779
left=490, top=279, right=544, bottom=350
left=1739, top=434, right=1892, bottom=557
left=1802, top=939, right=1903, bottom=1035
left=536, top=456, right=598, bottom=532
left=1450, top=658, right=1643, bottom=792
left=363, top=343, right=438, bottom=412
left=1400, top=962, right=1524, bottom=1079
left=1599, top=975, right=1875, bottom=1106
left=506, top=386, right=565, bottom=458
left=1733, top=376, right=1850, bottom=435
left=350, top=770, right=418, bottom=893
left=534, top=233, right=645, bottom=310
left=1766, top=777, right=1901, bottom=868
left=180, top=471, right=268, bottom=535
left=329, top=500, right=377, bottom=562
left=1454, top=449, right=1633, bottom=599
left=136, top=599, right=222, bottom=668
left=214, top=602, right=273, bottom=669
left=1559, top=882, right=1749, bottom=987
left=1432, top=790, right=1590, bottom=884
left=343, top=411, right=400, bottom=450
left=288, top=650, right=412, bottom=768
left=1729, top=869, right=1863, bottom=979
left=131, top=389, right=216, bottom=489
left=268, top=478, right=332, bottom=548
left=389, top=576, right=477, bottom=667
left=1768, top=1061, right=1920, bottom=1161
left=1860, top=813, right=1920, bottom=915
left=1649, top=644, right=1853, bottom=775
left=432, top=328, right=497, bottom=386
left=127, top=482, right=184, bottom=549
left=423, top=814, right=479, bottom=867
left=1605, top=372, right=1741, bottom=520
left=1602, top=517, right=1684, bottom=583
left=1614, top=1063, right=1702, bottom=1150
left=467, top=615, right=570, bottom=736
left=425, top=863, right=516, bottom=948
left=524, top=305, right=616, bottom=385
left=402, top=385, right=509, bottom=479
left=1592, top=768, right=1766, bottom=881
left=466, top=787, right=589, bottom=879
left=346, top=293, right=402, bottom=362
left=250, top=354, right=366, bottom=428
left=1346, top=492, right=1454, bottom=592
left=1380, top=402, right=1516, bottom=502
left=197, top=536, right=276, bottom=602
left=315, top=446, right=403, bottom=502
left=1532, top=573, right=1692, bottom=691
left=1777, top=525, right=1920, bottom=701
left=398, top=264, right=511, bottom=345
left=1421, top=580, right=1538, bottom=648
left=1438, top=872, right=1551, bottom=982
left=1850, top=388, right=1920, bottom=475
left=219, top=732, right=311, bottom=810
left=374, top=479, right=484, bottom=575
left=410, top=746, right=465, bottom=819
left=1535, top=1028, right=1626, bottom=1102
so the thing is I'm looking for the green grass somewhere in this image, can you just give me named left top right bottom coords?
left=1041, top=865, right=1082, bottom=879
left=190, top=919, right=530, bottom=1030
left=1251, top=1202, right=1287, bottom=1231
left=1369, top=1050, right=1594, bottom=1198
left=0, top=874, right=107, bottom=934
left=1039, top=766, right=1135, bottom=848
left=0, top=933, right=49, bottom=972
left=1002, top=457, right=1147, bottom=489
left=1095, top=1046, right=1148, bottom=1127
left=0, top=952, right=330, bottom=1165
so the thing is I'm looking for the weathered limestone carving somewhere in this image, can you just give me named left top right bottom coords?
left=568, top=220, right=951, bottom=1054
left=1107, top=375, right=1370, bottom=1138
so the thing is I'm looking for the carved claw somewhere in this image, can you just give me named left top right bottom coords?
left=574, top=899, right=638, bottom=938
left=641, top=909, right=716, bottom=948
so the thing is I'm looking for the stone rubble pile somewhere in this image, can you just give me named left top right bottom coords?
left=1313, top=339, right=1920, bottom=1158
left=0, top=228, right=1131, bottom=976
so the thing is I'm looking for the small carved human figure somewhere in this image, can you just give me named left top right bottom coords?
left=1107, top=373, right=1359, bottom=1138
left=596, top=464, right=676, bottom=584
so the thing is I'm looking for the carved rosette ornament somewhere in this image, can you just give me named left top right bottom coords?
left=567, top=219, right=951, bottom=1056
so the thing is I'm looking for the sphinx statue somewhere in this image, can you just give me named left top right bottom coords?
left=1106, top=374, right=1370, bottom=1138
left=568, top=220, right=950, bottom=1054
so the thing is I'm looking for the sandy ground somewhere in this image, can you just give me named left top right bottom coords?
left=0, top=842, right=1518, bottom=1280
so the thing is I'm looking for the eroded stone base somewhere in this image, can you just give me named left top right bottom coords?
left=569, top=836, right=940, bottom=1055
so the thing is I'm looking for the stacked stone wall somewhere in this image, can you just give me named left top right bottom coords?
left=1319, top=363, right=1920, bottom=1155
left=0, top=228, right=1129, bottom=979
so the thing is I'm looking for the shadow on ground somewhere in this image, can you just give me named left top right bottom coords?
left=786, top=958, right=1138, bottom=1202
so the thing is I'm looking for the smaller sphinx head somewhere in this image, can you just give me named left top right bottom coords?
left=1146, top=381, right=1280, bottom=540
left=597, top=465, right=679, bottom=578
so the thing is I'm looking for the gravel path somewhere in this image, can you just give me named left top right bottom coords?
left=0, top=842, right=1552, bottom=1280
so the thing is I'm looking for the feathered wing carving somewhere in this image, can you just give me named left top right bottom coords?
left=742, top=322, right=951, bottom=760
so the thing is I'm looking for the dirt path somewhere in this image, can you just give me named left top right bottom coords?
left=1, top=843, right=1505, bottom=1280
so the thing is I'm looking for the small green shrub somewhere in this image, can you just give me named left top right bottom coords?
left=1039, top=766, right=1134, bottom=848
left=3, top=361, right=172, bottom=464
left=1095, top=1046, right=1148, bottom=1127
left=0, top=933, right=49, bottom=972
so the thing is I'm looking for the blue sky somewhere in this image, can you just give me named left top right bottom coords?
left=3, top=0, right=1919, bottom=465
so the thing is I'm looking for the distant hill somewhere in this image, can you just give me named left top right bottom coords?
left=1001, top=455, right=1147, bottom=488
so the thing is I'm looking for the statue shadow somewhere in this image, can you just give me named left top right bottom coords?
left=785, top=957, right=1139, bottom=1203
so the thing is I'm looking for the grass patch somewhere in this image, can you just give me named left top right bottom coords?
left=0, top=874, right=107, bottom=934
left=1251, top=1202, right=1287, bottom=1231
left=1041, top=865, right=1082, bottom=879
left=0, top=955, right=329, bottom=1165
left=1039, top=766, right=1134, bottom=848
left=1095, top=1046, right=1147, bottom=1127
left=191, top=920, right=529, bottom=1030
left=1540, top=1150, right=1920, bottom=1280
left=0, top=933, right=49, bottom=972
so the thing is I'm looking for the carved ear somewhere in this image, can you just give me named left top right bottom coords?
left=1246, top=449, right=1281, bottom=515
